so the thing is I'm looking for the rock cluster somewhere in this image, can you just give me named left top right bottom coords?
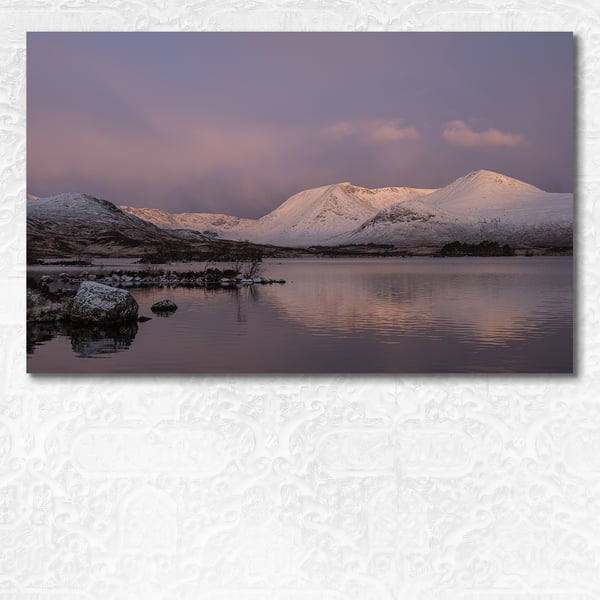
left=51, top=269, right=286, bottom=288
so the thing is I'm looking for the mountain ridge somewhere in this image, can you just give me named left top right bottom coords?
left=29, top=170, right=573, bottom=256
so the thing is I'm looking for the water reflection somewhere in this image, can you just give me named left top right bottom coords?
left=69, top=322, right=138, bottom=357
left=264, top=259, right=572, bottom=347
left=26, top=258, right=573, bottom=373
left=27, top=322, right=59, bottom=354
left=152, top=310, right=175, bottom=318
left=28, top=321, right=138, bottom=358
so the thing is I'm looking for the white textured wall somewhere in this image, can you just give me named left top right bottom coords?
left=1, top=2, right=598, bottom=598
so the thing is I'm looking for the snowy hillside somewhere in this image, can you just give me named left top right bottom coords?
left=120, top=206, right=254, bottom=238
left=29, top=171, right=573, bottom=255
left=27, top=192, right=210, bottom=258
left=121, top=182, right=435, bottom=246
left=235, top=182, right=436, bottom=246
left=337, top=170, right=573, bottom=247
left=411, top=169, right=571, bottom=225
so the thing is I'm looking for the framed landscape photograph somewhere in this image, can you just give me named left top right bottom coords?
left=26, top=32, right=574, bottom=373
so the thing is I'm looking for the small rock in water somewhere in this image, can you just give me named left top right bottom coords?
left=151, top=299, right=178, bottom=312
left=137, top=315, right=152, bottom=322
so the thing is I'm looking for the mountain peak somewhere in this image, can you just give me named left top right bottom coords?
left=32, top=192, right=126, bottom=216
left=457, top=169, right=542, bottom=191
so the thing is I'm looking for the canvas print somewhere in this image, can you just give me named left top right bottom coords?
left=26, top=32, right=573, bottom=373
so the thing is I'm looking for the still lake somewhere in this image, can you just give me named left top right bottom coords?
left=27, top=257, right=573, bottom=374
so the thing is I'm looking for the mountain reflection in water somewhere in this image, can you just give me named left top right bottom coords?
left=263, top=265, right=568, bottom=346
left=26, top=257, right=573, bottom=373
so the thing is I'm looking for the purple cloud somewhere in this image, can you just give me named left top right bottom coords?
left=27, top=32, right=573, bottom=215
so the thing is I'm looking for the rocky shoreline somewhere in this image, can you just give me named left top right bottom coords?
left=27, top=268, right=286, bottom=324
left=37, top=268, right=286, bottom=288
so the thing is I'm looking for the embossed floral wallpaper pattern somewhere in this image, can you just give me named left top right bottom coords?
left=2, top=1, right=599, bottom=599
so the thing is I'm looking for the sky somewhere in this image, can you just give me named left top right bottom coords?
left=27, top=32, right=573, bottom=217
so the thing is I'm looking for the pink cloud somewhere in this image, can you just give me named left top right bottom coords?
left=27, top=110, right=335, bottom=214
left=325, top=119, right=421, bottom=143
left=368, top=122, right=421, bottom=142
left=325, top=121, right=356, bottom=137
left=442, top=120, right=525, bottom=147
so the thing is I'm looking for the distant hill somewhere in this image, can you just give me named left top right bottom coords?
left=120, top=205, right=254, bottom=239
left=29, top=170, right=573, bottom=259
left=121, top=170, right=572, bottom=248
left=339, top=170, right=573, bottom=247
left=26, top=192, right=278, bottom=261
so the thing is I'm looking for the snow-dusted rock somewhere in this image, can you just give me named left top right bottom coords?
left=150, top=299, right=178, bottom=312
left=71, top=281, right=138, bottom=324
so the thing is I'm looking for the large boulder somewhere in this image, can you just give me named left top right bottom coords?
left=71, top=281, right=138, bottom=324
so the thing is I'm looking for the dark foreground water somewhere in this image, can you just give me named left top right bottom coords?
left=27, top=257, right=573, bottom=373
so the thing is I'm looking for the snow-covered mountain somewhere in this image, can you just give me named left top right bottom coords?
left=120, top=171, right=572, bottom=248
left=122, top=182, right=436, bottom=247
left=236, top=182, right=436, bottom=246
left=120, top=206, right=254, bottom=238
left=339, top=170, right=573, bottom=247
left=27, top=192, right=211, bottom=258
left=30, top=171, right=573, bottom=256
